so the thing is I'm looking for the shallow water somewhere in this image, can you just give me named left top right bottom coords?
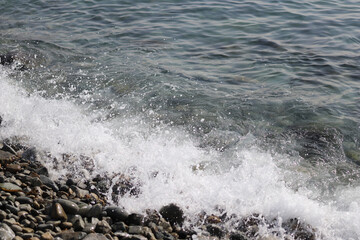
left=1, top=0, right=360, bottom=239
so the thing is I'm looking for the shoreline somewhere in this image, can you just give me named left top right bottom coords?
left=0, top=139, right=317, bottom=240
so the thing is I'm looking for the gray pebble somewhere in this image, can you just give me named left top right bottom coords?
left=82, top=233, right=108, bottom=240
left=0, top=223, right=15, bottom=240
left=128, top=226, right=144, bottom=235
left=30, top=177, right=43, bottom=187
left=19, top=204, right=32, bottom=212
left=40, top=175, right=59, bottom=192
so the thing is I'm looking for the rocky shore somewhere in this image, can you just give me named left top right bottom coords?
left=0, top=138, right=318, bottom=240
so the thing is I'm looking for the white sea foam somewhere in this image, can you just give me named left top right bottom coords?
left=1, top=69, right=360, bottom=239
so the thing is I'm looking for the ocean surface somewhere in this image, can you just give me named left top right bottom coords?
left=1, top=0, right=360, bottom=239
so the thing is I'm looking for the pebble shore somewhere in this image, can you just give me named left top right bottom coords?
left=0, top=138, right=317, bottom=240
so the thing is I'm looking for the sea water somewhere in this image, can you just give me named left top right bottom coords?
left=0, top=0, right=360, bottom=239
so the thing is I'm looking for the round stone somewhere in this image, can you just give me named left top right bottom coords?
left=54, top=199, right=79, bottom=215
left=105, top=206, right=129, bottom=222
left=16, top=197, right=34, bottom=205
left=0, top=182, right=22, bottom=192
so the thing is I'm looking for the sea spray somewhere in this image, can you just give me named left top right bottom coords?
left=1, top=69, right=360, bottom=239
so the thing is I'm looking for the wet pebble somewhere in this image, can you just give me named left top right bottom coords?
left=127, top=213, right=144, bottom=226
left=54, top=199, right=79, bottom=215
left=40, top=175, right=58, bottom=192
left=207, top=224, right=224, bottom=238
left=50, top=203, right=67, bottom=221
left=87, top=204, right=102, bottom=218
left=111, top=222, right=128, bottom=232
left=105, top=206, right=129, bottom=222
left=159, top=203, right=184, bottom=226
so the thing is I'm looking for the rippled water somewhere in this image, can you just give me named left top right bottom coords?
left=1, top=0, right=360, bottom=239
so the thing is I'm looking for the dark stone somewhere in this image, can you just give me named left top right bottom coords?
left=126, top=213, right=144, bottom=226
left=35, top=166, right=49, bottom=177
left=66, top=178, right=77, bottom=186
left=283, top=218, right=316, bottom=240
left=29, top=177, right=43, bottom=187
left=15, top=196, right=33, bottom=205
left=4, top=203, right=19, bottom=214
left=21, top=147, right=38, bottom=162
left=37, top=223, right=54, bottom=231
left=74, top=218, right=85, bottom=231
left=77, top=205, right=92, bottom=217
left=86, top=204, right=102, bottom=218
left=159, top=203, right=185, bottom=226
left=51, top=203, right=68, bottom=221
left=0, top=54, right=14, bottom=66
left=95, top=220, right=112, bottom=234
left=162, top=231, right=175, bottom=240
left=111, top=221, right=128, bottom=232
left=105, top=206, right=129, bottom=222
left=59, top=185, right=69, bottom=192
left=40, top=175, right=59, bottom=191
left=230, top=232, right=249, bottom=240
left=55, top=199, right=79, bottom=215
left=207, top=224, right=224, bottom=238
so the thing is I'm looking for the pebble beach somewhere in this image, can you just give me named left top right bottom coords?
left=0, top=137, right=317, bottom=240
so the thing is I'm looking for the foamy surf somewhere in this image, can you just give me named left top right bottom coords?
left=1, top=69, right=360, bottom=239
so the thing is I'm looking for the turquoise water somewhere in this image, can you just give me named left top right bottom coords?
left=1, top=1, right=360, bottom=239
